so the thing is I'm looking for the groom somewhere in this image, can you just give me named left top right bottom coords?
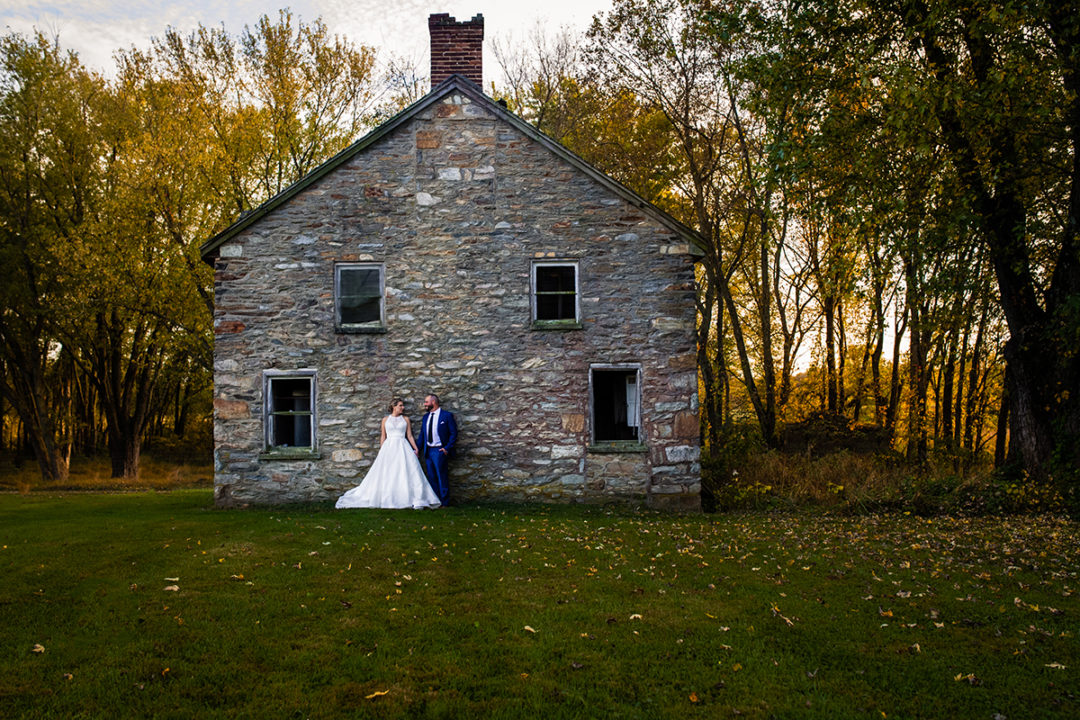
left=418, top=393, right=457, bottom=505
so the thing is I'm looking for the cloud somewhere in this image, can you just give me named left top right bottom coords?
left=2, top=0, right=613, bottom=77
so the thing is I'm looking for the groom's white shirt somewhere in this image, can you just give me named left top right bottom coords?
left=426, top=408, right=443, bottom=448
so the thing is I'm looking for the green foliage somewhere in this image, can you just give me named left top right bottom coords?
left=1, top=491, right=1077, bottom=718
left=0, top=12, right=380, bottom=480
left=740, top=0, right=1080, bottom=492
left=700, top=424, right=766, bottom=511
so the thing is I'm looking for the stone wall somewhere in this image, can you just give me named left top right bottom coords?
left=211, top=89, right=701, bottom=510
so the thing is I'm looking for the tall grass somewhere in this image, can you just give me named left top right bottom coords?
left=0, top=452, right=212, bottom=493
left=704, top=445, right=1061, bottom=515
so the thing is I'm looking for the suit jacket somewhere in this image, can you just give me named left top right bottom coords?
left=418, top=409, right=457, bottom=456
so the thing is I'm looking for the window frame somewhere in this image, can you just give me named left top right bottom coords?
left=531, top=260, right=582, bottom=330
left=588, top=363, right=647, bottom=452
left=334, top=262, right=386, bottom=333
left=261, top=369, right=319, bottom=459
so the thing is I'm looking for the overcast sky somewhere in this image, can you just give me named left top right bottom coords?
left=1, top=1, right=614, bottom=80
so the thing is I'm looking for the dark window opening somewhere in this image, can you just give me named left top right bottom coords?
left=593, top=369, right=640, bottom=442
left=269, top=377, right=313, bottom=448
left=534, top=264, right=577, bottom=321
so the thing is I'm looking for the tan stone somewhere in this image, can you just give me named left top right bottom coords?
left=674, top=411, right=699, bottom=439
left=216, top=320, right=246, bottom=334
left=668, top=354, right=697, bottom=370
left=214, top=399, right=250, bottom=420
left=561, top=414, right=585, bottom=433
left=416, top=131, right=442, bottom=149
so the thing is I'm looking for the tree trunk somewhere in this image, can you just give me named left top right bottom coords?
left=963, top=296, right=988, bottom=461
left=994, top=363, right=1011, bottom=467
left=823, top=294, right=838, bottom=415
left=697, top=278, right=722, bottom=450
left=885, top=308, right=906, bottom=437
left=941, top=330, right=957, bottom=454
left=108, top=421, right=141, bottom=479
left=837, top=297, right=847, bottom=419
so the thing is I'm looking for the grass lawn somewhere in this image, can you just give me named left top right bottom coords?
left=1, top=490, right=1077, bottom=718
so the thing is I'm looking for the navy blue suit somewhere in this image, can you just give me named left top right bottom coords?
left=417, top=409, right=456, bottom=504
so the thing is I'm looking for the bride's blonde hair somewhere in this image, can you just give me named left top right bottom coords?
left=388, top=398, right=405, bottom=413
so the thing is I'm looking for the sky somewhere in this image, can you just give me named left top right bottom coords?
left=0, top=0, right=615, bottom=81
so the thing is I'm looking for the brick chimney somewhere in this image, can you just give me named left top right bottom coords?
left=428, top=13, right=484, bottom=88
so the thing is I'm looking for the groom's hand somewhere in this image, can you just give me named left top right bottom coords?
left=439, top=448, right=448, bottom=455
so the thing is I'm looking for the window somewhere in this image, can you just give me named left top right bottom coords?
left=532, top=261, right=581, bottom=328
left=335, top=263, right=385, bottom=332
left=590, top=365, right=644, bottom=450
left=263, top=370, right=317, bottom=457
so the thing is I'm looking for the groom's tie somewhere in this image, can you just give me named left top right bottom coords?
left=427, top=415, right=434, bottom=444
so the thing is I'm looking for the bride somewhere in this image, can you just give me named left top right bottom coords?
left=335, top=399, right=441, bottom=510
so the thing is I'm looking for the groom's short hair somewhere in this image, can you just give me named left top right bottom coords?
left=427, top=393, right=440, bottom=404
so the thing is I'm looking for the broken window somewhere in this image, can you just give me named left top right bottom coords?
left=264, top=371, right=316, bottom=453
left=591, top=366, right=642, bottom=444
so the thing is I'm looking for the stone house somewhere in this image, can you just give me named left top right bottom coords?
left=200, top=14, right=704, bottom=509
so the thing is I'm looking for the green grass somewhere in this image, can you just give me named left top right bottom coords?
left=1, top=491, right=1077, bottom=718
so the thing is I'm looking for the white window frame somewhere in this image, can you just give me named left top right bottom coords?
left=531, top=260, right=582, bottom=329
left=262, top=369, right=318, bottom=458
left=588, top=363, right=646, bottom=451
left=335, top=262, right=386, bottom=333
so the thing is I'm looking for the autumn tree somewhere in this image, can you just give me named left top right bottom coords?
left=0, top=33, right=104, bottom=482
left=2, top=11, right=382, bottom=482
left=750, top=0, right=1079, bottom=499
left=586, top=0, right=820, bottom=449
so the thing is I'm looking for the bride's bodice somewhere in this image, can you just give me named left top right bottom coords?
left=385, top=414, right=408, bottom=439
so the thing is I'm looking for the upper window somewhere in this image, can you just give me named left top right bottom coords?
left=532, top=261, right=581, bottom=329
left=335, top=263, right=385, bottom=332
left=590, top=365, right=644, bottom=450
left=263, top=370, right=318, bottom=458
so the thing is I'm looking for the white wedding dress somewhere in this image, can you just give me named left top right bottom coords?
left=335, top=415, right=441, bottom=509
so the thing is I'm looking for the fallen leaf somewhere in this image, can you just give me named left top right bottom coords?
left=771, top=604, right=795, bottom=626
left=954, top=673, right=980, bottom=685
left=365, top=690, right=389, bottom=700
left=689, top=692, right=699, bottom=703
left=164, top=577, right=179, bottom=582
left=523, top=625, right=536, bottom=633
left=163, top=585, right=179, bottom=592
left=32, top=644, right=45, bottom=654
left=1045, top=662, right=1066, bottom=670
left=630, top=613, right=642, bottom=620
